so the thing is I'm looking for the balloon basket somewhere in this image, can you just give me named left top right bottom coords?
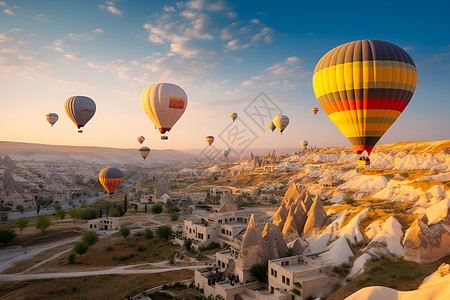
left=161, top=135, right=168, bottom=140
left=78, top=130, right=83, bottom=133
left=357, top=159, right=370, bottom=166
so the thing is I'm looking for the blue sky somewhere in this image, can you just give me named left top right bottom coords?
left=0, top=0, right=449, bottom=154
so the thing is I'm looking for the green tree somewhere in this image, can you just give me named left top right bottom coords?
left=170, top=212, right=179, bottom=221
left=74, top=241, right=89, bottom=257
left=36, top=215, right=51, bottom=234
left=120, top=226, right=130, bottom=241
left=69, top=209, right=81, bottom=222
left=184, top=238, right=192, bottom=251
left=0, top=227, right=17, bottom=245
left=16, top=218, right=29, bottom=234
left=156, top=225, right=172, bottom=241
left=82, top=230, right=99, bottom=249
left=151, top=204, right=163, bottom=214
left=55, top=209, right=66, bottom=221
left=16, top=204, right=25, bottom=214
left=68, top=252, right=76, bottom=264
left=250, top=263, right=268, bottom=283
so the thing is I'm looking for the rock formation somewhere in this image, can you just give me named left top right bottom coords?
left=154, top=175, right=171, bottom=198
left=248, top=150, right=281, bottom=171
left=259, top=222, right=288, bottom=261
left=272, top=202, right=288, bottom=230
left=237, top=214, right=263, bottom=269
left=1, top=163, right=24, bottom=194
left=218, top=192, right=238, bottom=212
left=282, top=202, right=307, bottom=242
left=303, top=194, right=327, bottom=237
left=403, top=208, right=450, bottom=263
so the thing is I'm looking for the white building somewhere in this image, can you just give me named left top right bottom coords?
left=87, top=217, right=120, bottom=231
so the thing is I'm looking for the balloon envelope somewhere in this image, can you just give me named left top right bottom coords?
left=313, top=40, right=417, bottom=156
left=273, top=115, right=289, bottom=134
left=46, top=113, right=58, bottom=126
left=140, top=83, right=188, bottom=136
left=64, top=96, right=96, bottom=131
left=206, top=136, right=215, bottom=146
left=137, top=136, right=145, bottom=144
left=300, top=140, right=308, bottom=150
left=230, top=113, right=238, bottom=122
left=311, top=108, right=319, bottom=115
left=222, top=147, right=231, bottom=158
left=268, top=121, right=276, bottom=132
left=98, top=167, right=124, bottom=195
left=139, top=146, right=150, bottom=159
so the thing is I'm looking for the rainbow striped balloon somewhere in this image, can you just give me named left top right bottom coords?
left=313, top=40, right=417, bottom=156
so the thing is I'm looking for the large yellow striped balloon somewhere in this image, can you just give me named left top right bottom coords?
left=313, top=40, right=417, bottom=156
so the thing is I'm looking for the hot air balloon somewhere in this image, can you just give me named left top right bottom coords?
left=137, top=136, right=145, bottom=144
left=300, top=140, right=308, bottom=150
left=98, top=167, right=124, bottom=197
left=268, top=121, right=276, bottom=132
left=64, top=96, right=96, bottom=133
left=311, top=108, right=319, bottom=115
left=139, top=146, right=150, bottom=159
left=273, top=115, right=289, bottom=134
left=230, top=113, right=238, bottom=122
left=46, top=113, right=58, bottom=127
left=141, top=83, right=188, bottom=140
left=313, top=40, right=417, bottom=165
left=222, top=147, right=231, bottom=158
left=206, top=136, right=215, bottom=146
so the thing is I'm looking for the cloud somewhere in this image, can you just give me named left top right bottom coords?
left=0, top=31, right=49, bottom=78
left=402, top=46, right=414, bottom=51
left=47, top=40, right=64, bottom=52
left=66, top=29, right=104, bottom=41
left=33, top=13, right=50, bottom=21
left=427, top=52, right=449, bottom=62
left=306, top=32, right=314, bottom=36
left=64, top=54, right=81, bottom=61
left=286, top=56, right=299, bottom=64
left=0, top=1, right=6, bottom=7
left=99, top=0, right=121, bottom=16
left=186, top=0, right=227, bottom=11
left=4, top=8, right=14, bottom=15
left=225, top=39, right=249, bottom=51
left=163, top=5, right=175, bottom=12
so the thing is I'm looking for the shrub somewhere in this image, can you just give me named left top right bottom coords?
left=145, top=228, right=153, bottom=240
left=74, top=241, right=89, bottom=257
left=151, top=204, right=163, bottom=214
left=136, top=245, right=146, bottom=252
left=250, top=263, right=268, bottom=283
left=0, top=227, right=17, bottom=245
left=156, top=225, right=172, bottom=241
left=68, top=252, right=76, bottom=264
left=170, top=212, right=179, bottom=221
left=106, top=246, right=114, bottom=251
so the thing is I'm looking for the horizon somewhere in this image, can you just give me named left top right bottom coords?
left=1, top=0, right=449, bottom=154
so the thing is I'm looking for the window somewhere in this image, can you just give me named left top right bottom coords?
left=207, top=234, right=210, bottom=239
left=282, top=275, right=285, bottom=284
left=286, top=278, right=290, bottom=286
left=222, top=229, right=225, bottom=234
left=274, top=270, right=277, bottom=277
left=271, top=268, right=274, bottom=275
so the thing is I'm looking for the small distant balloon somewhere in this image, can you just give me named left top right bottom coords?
left=46, top=113, right=58, bottom=127
left=98, top=167, right=124, bottom=197
left=268, top=121, right=276, bottom=132
left=64, top=96, right=96, bottom=133
left=139, top=146, right=150, bottom=159
left=206, top=136, right=215, bottom=146
left=273, top=115, right=289, bottom=134
left=300, top=140, right=308, bottom=150
left=222, top=147, right=231, bottom=158
left=137, top=136, right=145, bottom=144
left=230, top=113, right=238, bottom=122
left=311, top=108, right=319, bottom=115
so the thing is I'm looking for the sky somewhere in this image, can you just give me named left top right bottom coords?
left=0, top=0, right=449, bottom=156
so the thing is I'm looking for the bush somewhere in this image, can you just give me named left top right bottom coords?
left=151, top=204, right=163, bottom=214
left=199, top=242, right=220, bottom=252
left=68, top=252, right=76, bottom=264
left=170, top=212, right=179, bottom=221
left=145, top=228, right=153, bottom=240
left=74, top=241, right=89, bottom=257
left=136, top=245, right=146, bottom=252
left=250, top=263, right=268, bottom=283
left=156, top=226, right=172, bottom=241
left=0, top=227, right=17, bottom=245
left=345, top=198, right=355, bottom=205
left=106, top=246, right=114, bottom=251
left=184, top=239, right=192, bottom=251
